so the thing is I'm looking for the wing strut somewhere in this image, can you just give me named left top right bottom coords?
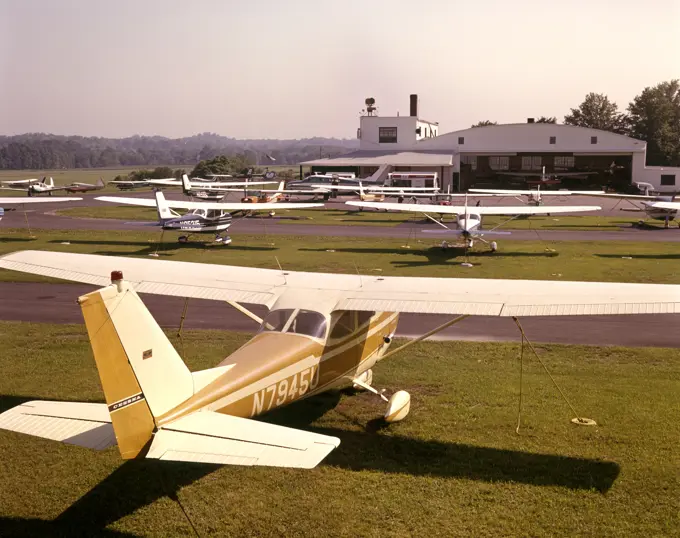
left=378, top=314, right=469, bottom=362
left=225, top=300, right=264, bottom=325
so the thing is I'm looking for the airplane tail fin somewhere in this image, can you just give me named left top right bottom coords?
left=97, top=177, right=105, bottom=188
left=154, top=191, right=175, bottom=223
left=181, top=174, right=192, bottom=194
left=78, top=276, right=193, bottom=458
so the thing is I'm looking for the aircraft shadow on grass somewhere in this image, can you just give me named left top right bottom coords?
left=299, top=246, right=559, bottom=268
left=263, top=393, right=619, bottom=493
left=0, top=391, right=618, bottom=536
left=595, top=253, right=680, bottom=260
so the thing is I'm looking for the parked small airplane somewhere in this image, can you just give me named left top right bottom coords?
left=347, top=199, right=601, bottom=253
left=576, top=183, right=680, bottom=228
left=469, top=185, right=606, bottom=206
left=0, top=196, right=82, bottom=221
left=0, top=250, right=678, bottom=468
left=96, top=189, right=324, bottom=243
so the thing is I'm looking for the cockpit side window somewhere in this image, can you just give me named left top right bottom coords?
left=192, top=208, right=207, bottom=218
left=259, top=308, right=327, bottom=339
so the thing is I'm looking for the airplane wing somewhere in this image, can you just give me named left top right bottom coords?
left=146, top=180, right=278, bottom=188
left=0, top=187, right=29, bottom=192
left=469, top=189, right=606, bottom=196
left=2, top=250, right=680, bottom=317
left=642, top=201, right=680, bottom=210
left=575, top=192, right=662, bottom=201
left=345, top=201, right=601, bottom=215
left=1, top=179, right=40, bottom=185
left=0, top=197, right=82, bottom=204
left=95, top=196, right=324, bottom=211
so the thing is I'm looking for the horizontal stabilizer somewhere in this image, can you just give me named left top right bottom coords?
left=148, top=411, right=340, bottom=468
left=0, top=400, right=115, bottom=450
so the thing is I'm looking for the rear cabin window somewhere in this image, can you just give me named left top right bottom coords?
left=330, top=311, right=355, bottom=340
left=356, top=311, right=376, bottom=328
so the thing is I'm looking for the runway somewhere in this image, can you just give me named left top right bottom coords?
left=3, top=193, right=680, bottom=242
left=2, top=282, right=679, bottom=348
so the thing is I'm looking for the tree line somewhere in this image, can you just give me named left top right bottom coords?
left=471, top=79, right=680, bottom=166
left=0, top=132, right=358, bottom=170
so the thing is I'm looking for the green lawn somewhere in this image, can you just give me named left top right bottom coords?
left=2, top=227, right=680, bottom=285
left=0, top=321, right=677, bottom=536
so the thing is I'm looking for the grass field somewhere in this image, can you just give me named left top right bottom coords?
left=2, top=227, right=680, bottom=285
left=0, top=321, right=678, bottom=536
left=52, top=204, right=654, bottom=231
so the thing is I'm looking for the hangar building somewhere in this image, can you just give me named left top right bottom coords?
left=301, top=94, right=680, bottom=193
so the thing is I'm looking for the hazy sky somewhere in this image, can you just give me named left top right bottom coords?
left=1, top=0, right=678, bottom=139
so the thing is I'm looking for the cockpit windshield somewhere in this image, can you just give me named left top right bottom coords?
left=258, top=308, right=327, bottom=339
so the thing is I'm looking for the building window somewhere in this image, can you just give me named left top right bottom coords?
left=489, top=156, right=510, bottom=170
left=554, top=156, right=575, bottom=168
left=549, top=136, right=556, bottom=144
left=458, top=136, right=465, bottom=144
left=591, top=136, right=598, bottom=144
left=661, top=174, right=676, bottom=186
left=461, top=155, right=477, bottom=170
left=379, top=127, right=398, bottom=143
left=522, top=156, right=542, bottom=170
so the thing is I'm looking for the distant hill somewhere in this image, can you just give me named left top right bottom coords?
left=0, top=133, right=359, bottom=169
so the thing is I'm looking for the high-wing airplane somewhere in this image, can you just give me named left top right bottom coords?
left=575, top=183, right=680, bottom=228
left=346, top=199, right=601, bottom=253
left=498, top=166, right=599, bottom=186
left=1, top=176, right=56, bottom=196
left=96, top=190, right=324, bottom=243
left=145, top=175, right=281, bottom=201
left=0, top=250, right=679, bottom=468
left=469, top=185, right=606, bottom=206
left=0, top=196, right=83, bottom=222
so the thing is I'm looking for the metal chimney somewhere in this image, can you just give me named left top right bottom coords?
left=410, top=94, right=418, bottom=117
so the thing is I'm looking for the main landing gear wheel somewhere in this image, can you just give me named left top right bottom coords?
left=351, top=370, right=411, bottom=423
left=490, top=241, right=498, bottom=252
left=178, top=235, right=189, bottom=243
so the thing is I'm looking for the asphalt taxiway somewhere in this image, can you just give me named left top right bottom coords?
left=2, top=282, right=679, bottom=348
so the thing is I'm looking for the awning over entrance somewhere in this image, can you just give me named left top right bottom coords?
left=300, top=150, right=453, bottom=167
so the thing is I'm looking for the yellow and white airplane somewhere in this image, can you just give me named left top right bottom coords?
left=1, top=250, right=679, bottom=469
left=346, top=199, right=601, bottom=252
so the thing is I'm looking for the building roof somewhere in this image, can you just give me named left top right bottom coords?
left=416, top=123, right=646, bottom=153
left=301, top=150, right=453, bottom=167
